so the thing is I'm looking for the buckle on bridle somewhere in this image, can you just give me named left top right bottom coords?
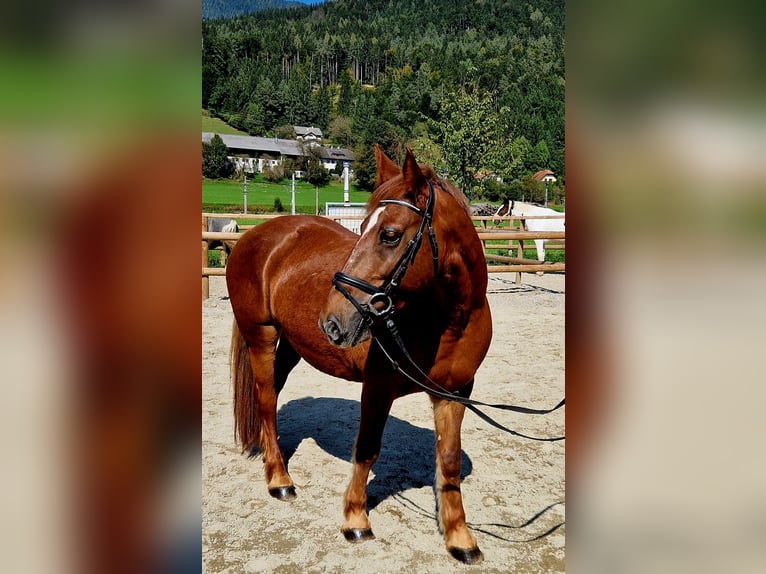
left=367, top=292, right=393, bottom=317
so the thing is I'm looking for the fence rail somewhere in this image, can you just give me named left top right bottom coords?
left=202, top=213, right=564, bottom=299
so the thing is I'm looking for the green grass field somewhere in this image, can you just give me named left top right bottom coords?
left=201, top=110, right=369, bottom=212
left=202, top=110, right=248, bottom=135
left=202, top=176, right=372, bottom=214
left=203, top=177, right=565, bottom=264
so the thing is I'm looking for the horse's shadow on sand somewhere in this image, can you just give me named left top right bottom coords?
left=273, top=396, right=472, bottom=511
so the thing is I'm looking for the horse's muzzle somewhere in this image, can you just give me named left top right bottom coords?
left=318, top=313, right=370, bottom=348
left=321, top=315, right=344, bottom=345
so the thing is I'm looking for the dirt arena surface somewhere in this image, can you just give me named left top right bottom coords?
left=203, top=272, right=565, bottom=573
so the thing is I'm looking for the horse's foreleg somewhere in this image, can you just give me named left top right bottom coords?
left=342, top=382, right=395, bottom=542
left=247, top=327, right=295, bottom=500
left=274, top=335, right=300, bottom=397
left=431, top=395, right=483, bottom=564
left=535, top=239, right=545, bottom=262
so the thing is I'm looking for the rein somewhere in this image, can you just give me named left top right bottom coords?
left=372, top=318, right=565, bottom=442
left=332, top=181, right=564, bottom=442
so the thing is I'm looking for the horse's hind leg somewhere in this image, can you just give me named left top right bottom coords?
left=244, top=325, right=296, bottom=500
left=430, top=395, right=483, bottom=564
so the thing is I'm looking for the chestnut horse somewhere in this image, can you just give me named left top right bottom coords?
left=226, top=147, right=492, bottom=563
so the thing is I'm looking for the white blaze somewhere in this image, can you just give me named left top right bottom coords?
left=346, top=206, right=386, bottom=268
left=361, top=206, right=385, bottom=238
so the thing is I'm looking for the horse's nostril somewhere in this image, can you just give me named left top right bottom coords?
left=323, top=316, right=344, bottom=344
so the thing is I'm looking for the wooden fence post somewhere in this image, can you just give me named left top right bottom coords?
left=515, top=217, right=526, bottom=285
left=202, top=215, right=209, bottom=300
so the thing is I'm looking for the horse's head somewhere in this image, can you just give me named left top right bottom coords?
left=492, top=199, right=513, bottom=225
left=319, top=147, right=443, bottom=348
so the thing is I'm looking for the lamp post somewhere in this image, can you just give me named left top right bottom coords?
left=543, top=174, right=556, bottom=207
left=343, top=161, right=350, bottom=205
left=243, top=174, right=248, bottom=214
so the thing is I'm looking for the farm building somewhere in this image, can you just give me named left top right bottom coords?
left=202, top=132, right=354, bottom=176
left=293, top=126, right=323, bottom=141
left=317, top=146, right=355, bottom=172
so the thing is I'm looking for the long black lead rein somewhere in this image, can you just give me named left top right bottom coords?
left=332, top=179, right=564, bottom=442
left=380, top=315, right=565, bottom=415
left=372, top=317, right=565, bottom=442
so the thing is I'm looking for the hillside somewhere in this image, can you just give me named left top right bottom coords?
left=201, top=109, right=248, bottom=135
left=202, top=0, right=564, bottom=195
left=202, top=0, right=308, bottom=20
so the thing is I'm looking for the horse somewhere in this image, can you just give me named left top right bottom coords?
left=493, top=199, right=565, bottom=261
left=226, top=146, right=492, bottom=564
left=206, top=217, right=239, bottom=258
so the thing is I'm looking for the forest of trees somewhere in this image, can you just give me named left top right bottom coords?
left=202, top=0, right=308, bottom=20
left=202, top=0, right=564, bottom=198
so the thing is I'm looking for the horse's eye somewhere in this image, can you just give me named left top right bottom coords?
left=379, top=228, right=402, bottom=246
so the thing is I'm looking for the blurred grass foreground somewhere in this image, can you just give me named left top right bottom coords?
left=568, top=1, right=766, bottom=573
left=0, top=3, right=201, bottom=574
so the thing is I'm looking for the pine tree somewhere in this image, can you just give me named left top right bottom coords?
left=202, top=134, right=232, bottom=179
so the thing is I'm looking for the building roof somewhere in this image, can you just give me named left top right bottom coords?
left=317, top=146, right=355, bottom=162
left=203, top=133, right=301, bottom=156
left=203, top=132, right=354, bottom=161
left=294, top=126, right=323, bottom=139
left=533, top=169, right=555, bottom=181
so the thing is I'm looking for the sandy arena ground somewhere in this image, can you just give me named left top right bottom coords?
left=203, top=271, right=565, bottom=573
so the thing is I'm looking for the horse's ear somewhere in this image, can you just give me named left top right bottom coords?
left=375, top=145, right=400, bottom=187
left=401, top=148, right=426, bottom=203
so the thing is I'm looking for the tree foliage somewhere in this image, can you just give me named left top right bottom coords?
left=430, top=87, right=496, bottom=199
left=202, top=0, right=565, bottom=187
left=519, top=174, right=546, bottom=203
left=262, top=163, right=284, bottom=182
left=202, top=0, right=306, bottom=21
left=301, top=143, right=331, bottom=187
left=202, top=134, right=233, bottom=179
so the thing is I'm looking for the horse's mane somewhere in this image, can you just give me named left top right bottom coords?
left=424, top=165, right=471, bottom=216
left=368, top=164, right=471, bottom=217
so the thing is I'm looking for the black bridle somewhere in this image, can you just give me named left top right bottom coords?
left=332, top=180, right=439, bottom=322
left=331, top=181, right=564, bottom=442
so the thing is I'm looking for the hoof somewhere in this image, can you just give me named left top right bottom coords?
left=449, top=546, right=484, bottom=564
left=268, top=485, right=296, bottom=500
left=342, top=528, right=375, bottom=543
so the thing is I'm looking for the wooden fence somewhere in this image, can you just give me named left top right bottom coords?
left=202, top=212, right=564, bottom=299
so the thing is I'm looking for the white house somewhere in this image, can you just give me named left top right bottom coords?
left=202, top=132, right=354, bottom=176
left=293, top=126, right=324, bottom=141
left=317, top=146, right=355, bottom=172
left=533, top=169, right=557, bottom=184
